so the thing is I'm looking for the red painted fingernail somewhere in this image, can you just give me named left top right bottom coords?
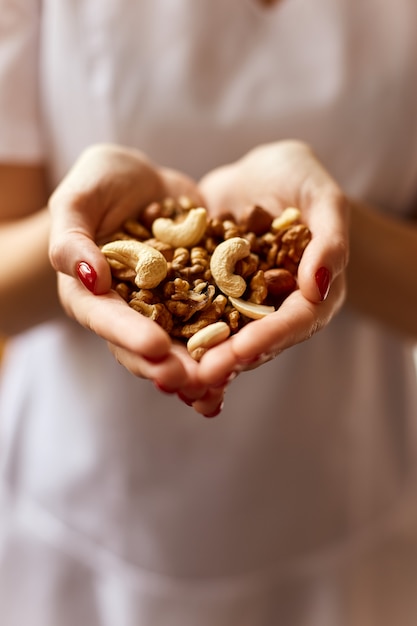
left=154, top=380, right=176, bottom=394
left=177, top=391, right=194, bottom=406
left=145, top=353, right=167, bottom=364
left=76, top=261, right=97, bottom=294
left=315, top=267, right=331, bottom=301
left=203, top=401, right=224, bottom=419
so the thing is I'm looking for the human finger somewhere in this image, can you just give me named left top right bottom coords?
left=58, top=273, right=172, bottom=361
left=49, top=145, right=164, bottom=295
left=160, top=167, right=205, bottom=207
left=297, top=185, right=349, bottom=304
left=192, top=387, right=227, bottom=419
left=198, top=273, right=345, bottom=384
left=108, top=342, right=189, bottom=392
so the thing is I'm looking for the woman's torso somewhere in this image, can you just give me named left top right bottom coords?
left=1, top=0, right=417, bottom=622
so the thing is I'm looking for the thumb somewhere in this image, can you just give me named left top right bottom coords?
left=297, top=191, right=349, bottom=303
left=48, top=196, right=113, bottom=295
left=48, top=144, right=165, bottom=294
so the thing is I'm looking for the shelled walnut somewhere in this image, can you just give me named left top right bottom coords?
left=100, top=197, right=311, bottom=360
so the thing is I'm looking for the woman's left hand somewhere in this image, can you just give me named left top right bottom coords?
left=196, top=140, right=349, bottom=386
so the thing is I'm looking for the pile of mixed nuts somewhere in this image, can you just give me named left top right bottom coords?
left=100, top=197, right=311, bottom=360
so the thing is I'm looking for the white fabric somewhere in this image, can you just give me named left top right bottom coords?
left=0, top=0, right=44, bottom=161
left=1, top=1, right=417, bottom=624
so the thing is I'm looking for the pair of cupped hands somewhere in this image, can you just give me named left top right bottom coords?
left=48, top=140, right=349, bottom=417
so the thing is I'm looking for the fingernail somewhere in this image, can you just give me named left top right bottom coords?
left=203, top=401, right=224, bottom=419
left=315, top=267, right=331, bottom=301
left=154, top=380, right=177, bottom=394
left=145, top=353, right=167, bottom=364
left=76, top=261, right=97, bottom=294
left=177, top=391, right=194, bottom=406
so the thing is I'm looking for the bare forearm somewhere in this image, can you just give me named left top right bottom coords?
left=0, top=208, right=62, bottom=335
left=346, top=199, right=417, bottom=339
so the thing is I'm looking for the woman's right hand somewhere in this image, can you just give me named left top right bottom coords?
left=48, top=144, right=226, bottom=416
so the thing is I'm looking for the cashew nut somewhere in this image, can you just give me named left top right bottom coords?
left=229, top=296, right=275, bottom=319
left=152, top=207, right=207, bottom=248
left=210, top=237, right=251, bottom=298
left=187, top=321, right=231, bottom=360
left=101, top=239, right=168, bottom=289
left=271, top=207, right=301, bottom=231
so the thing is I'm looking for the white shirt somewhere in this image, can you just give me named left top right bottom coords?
left=1, top=1, right=417, bottom=624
